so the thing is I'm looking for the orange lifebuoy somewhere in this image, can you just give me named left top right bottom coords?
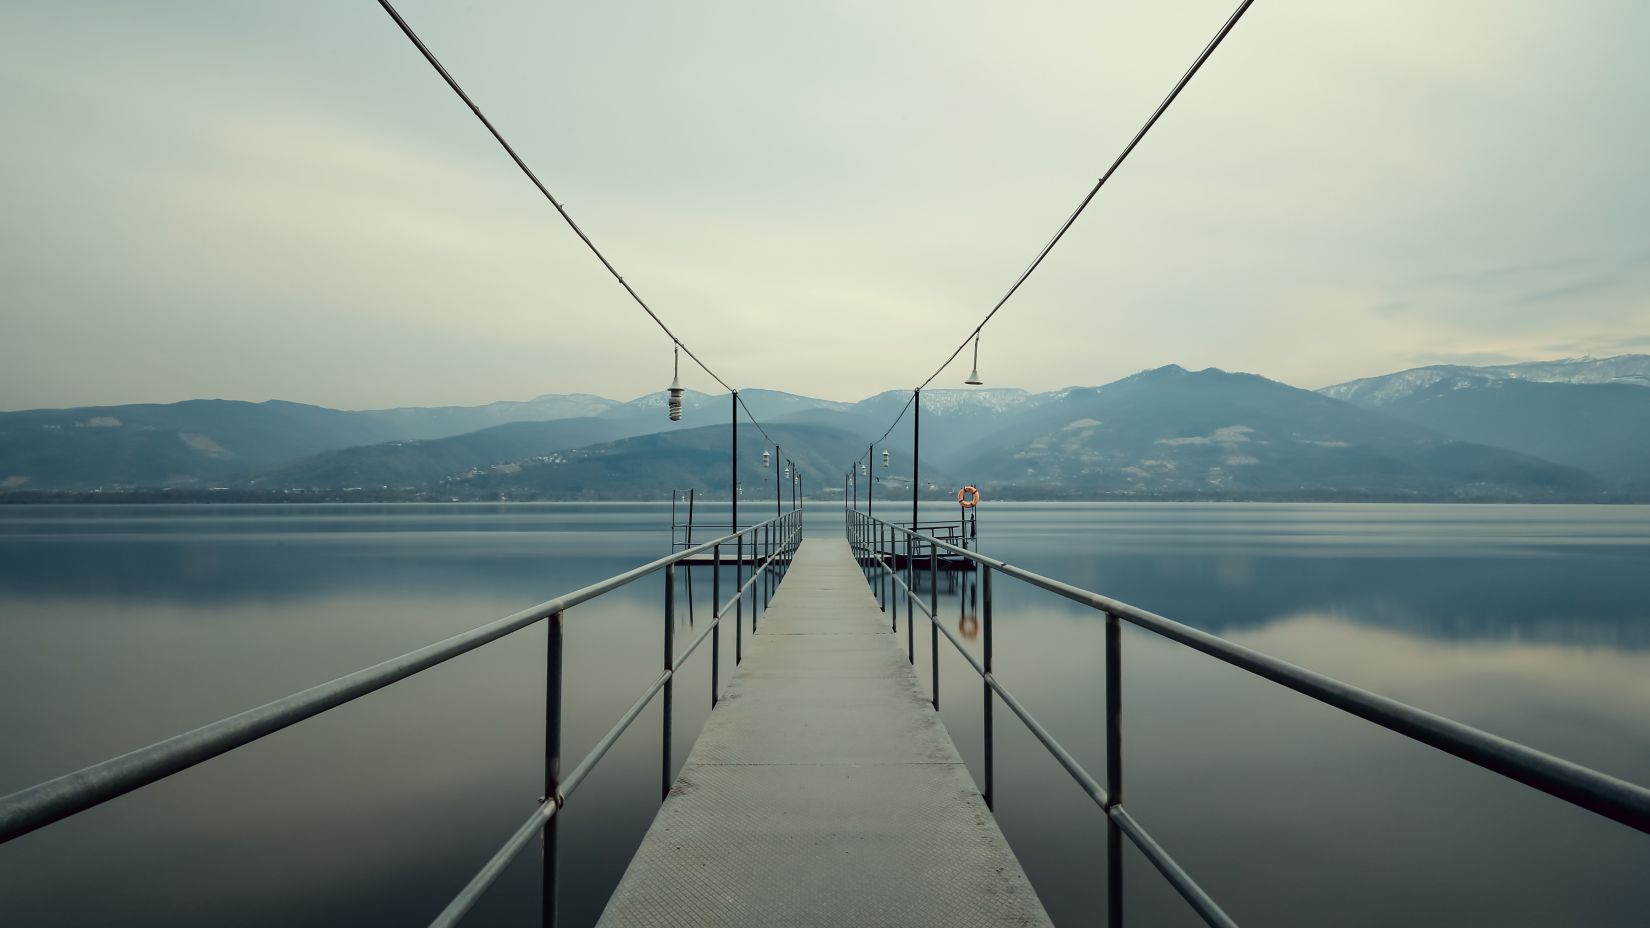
left=956, top=485, right=980, bottom=508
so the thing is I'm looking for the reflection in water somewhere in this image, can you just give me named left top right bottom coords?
left=1, top=503, right=1648, bottom=927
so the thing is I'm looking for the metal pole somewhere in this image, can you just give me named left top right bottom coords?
left=776, top=444, right=782, bottom=521
left=662, top=563, right=675, bottom=803
left=867, top=444, right=873, bottom=522
left=711, top=544, right=720, bottom=708
left=880, top=523, right=888, bottom=614
left=735, top=533, right=743, bottom=665
left=730, top=391, right=738, bottom=549
left=906, top=522, right=913, bottom=637
left=982, top=567, right=994, bottom=809
left=930, top=541, right=939, bottom=711
left=1106, top=609, right=1123, bottom=928
left=542, top=610, right=564, bottom=928
left=685, top=490, right=696, bottom=625
left=906, top=528, right=914, bottom=662
left=912, top=389, right=920, bottom=539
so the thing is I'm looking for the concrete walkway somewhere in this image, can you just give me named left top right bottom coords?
left=596, top=537, right=1053, bottom=927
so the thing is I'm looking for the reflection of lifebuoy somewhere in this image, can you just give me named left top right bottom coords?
left=959, top=613, right=980, bottom=641
left=956, top=485, right=981, bottom=509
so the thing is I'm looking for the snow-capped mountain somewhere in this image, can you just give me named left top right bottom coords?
left=1321, top=355, right=1650, bottom=406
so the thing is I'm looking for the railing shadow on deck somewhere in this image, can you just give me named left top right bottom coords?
left=847, top=509, right=1650, bottom=928
left=0, top=509, right=804, bottom=928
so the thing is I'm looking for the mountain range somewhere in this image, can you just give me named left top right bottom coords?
left=2, top=355, right=1646, bottom=502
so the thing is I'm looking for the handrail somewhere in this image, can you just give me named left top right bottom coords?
left=0, top=513, right=799, bottom=851
left=432, top=514, right=801, bottom=927
left=848, top=509, right=1650, bottom=928
left=861, top=512, right=1650, bottom=835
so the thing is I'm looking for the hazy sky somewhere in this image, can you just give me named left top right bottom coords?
left=3, top=1, right=1647, bottom=410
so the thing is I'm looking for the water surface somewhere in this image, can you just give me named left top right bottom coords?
left=1, top=502, right=1646, bottom=926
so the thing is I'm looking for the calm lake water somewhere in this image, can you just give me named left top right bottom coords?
left=1, top=502, right=1647, bottom=926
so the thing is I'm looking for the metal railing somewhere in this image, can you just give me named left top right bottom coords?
left=0, top=509, right=804, bottom=928
left=847, top=509, right=1650, bottom=928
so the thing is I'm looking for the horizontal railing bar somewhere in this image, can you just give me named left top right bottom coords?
left=431, top=666, right=671, bottom=928
left=1109, top=805, right=1238, bottom=928
left=928, top=608, right=984, bottom=676
left=712, top=530, right=797, bottom=619
left=985, top=673, right=1107, bottom=808
left=856, top=512, right=1650, bottom=836
left=429, top=799, right=557, bottom=928
left=0, top=515, right=793, bottom=846
left=439, top=524, right=802, bottom=926
left=677, top=603, right=728, bottom=669
left=561, top=669, right=671, bottom=799
left=878, top=556, right=934, bottom=618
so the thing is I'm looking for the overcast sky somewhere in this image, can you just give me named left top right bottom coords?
left=2, top=1, right=1646, bottom=410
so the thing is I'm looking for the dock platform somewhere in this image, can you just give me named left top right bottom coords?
left=596, top=537, right=1052, bottom=927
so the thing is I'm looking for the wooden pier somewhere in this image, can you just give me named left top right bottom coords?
left=596, top=537, right=1052, bottom=927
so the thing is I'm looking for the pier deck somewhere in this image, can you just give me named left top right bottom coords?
left=596, top=537, right=1052, bottom=927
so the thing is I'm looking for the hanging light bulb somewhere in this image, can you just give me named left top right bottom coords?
left=784, top=464, right=791, bottom=479
left=965, top=334, right=984, bottom=385
left=762, top=449, right=770, bottom=468
left=881, top=449, right=890, bottom=468
left=860, top=463, right=867, bottom=477
left=666, top=346, right=684, bottom=421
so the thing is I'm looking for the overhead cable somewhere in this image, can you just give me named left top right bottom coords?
left=915, top=0, right=1255, bottom=392
left=375, top=0, right=735, bottom=395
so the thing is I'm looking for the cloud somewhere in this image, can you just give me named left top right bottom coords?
left=2, top=0, right=1648, bottom=409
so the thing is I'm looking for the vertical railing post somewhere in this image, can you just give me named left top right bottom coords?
left=878, top=523, right=887, bottom=613
left=905, top=526, right=913, bottom=638
left=1106, top=609, right=1123, bottom=928
left=906, top=529, right=914, bottom=663
left=736, top=533, right=744, bottom=665
left=542, top=609, right=564, bottom=928
left=982, top=567, right=994, bottom=809
left=662, top=564, right=675, bottom=803
left=711, top=544, right=720, bottom=708
left=929, top=540, right=939, bottom=710
left=885, top=523, right=893, bottom=621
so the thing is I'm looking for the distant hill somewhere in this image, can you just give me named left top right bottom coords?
left=3, top=358, right=1645, bottom=500
left=0, top=394, right=619, bottom=490
left=444, top=422, right=896, bottom=501
left=954, top=366, right=1600, bottom=500
left=1321, top=354, right=1650, bottom=405
left=1321, top=357, right=1650, bottom=486
left=246, top=417, right=641, bottom=490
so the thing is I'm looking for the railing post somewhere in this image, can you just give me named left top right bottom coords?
left=885, top=524, right=893, bottom=621
left=982, top=567, right=994, bottom=810
left=736, top=534, right=743, bottom=665
left=871, top=521, right=884, bottom=614
left=906, top=530, right=914, bottom=663
left=662, top=563, right=675, bottom=803
left=712, top=544, right=720, bottom=708
left=929, top=540, right=939, bottom=711
left=1106, top=609, right=1123, bottom=928
left=542, top=609, right=564, bottom=928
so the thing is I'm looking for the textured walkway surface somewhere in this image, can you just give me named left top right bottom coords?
left=596, top=537, right=1053, bottom=928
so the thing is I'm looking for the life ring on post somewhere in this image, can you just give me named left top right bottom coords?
left=956, top=485, right=981, bottom=509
